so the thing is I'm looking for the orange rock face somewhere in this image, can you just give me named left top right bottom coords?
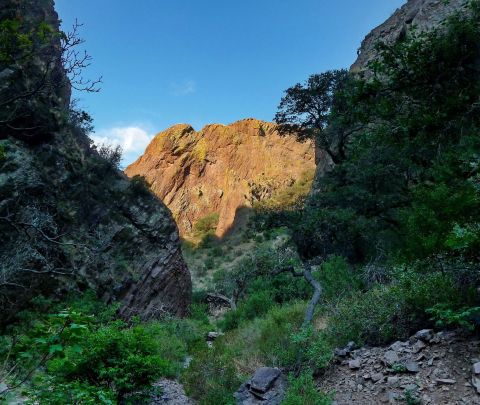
left=126, top=118, right=316, bottom=238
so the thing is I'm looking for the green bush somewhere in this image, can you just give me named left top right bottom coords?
left=326, top=268, right=467, bottom=346
left=0, top=294, right=207, bottom=403
left=317, top=255, right=361, bottom=303
left=283, top=372, right=333, bottom=405
left=48, top=320, right=187, bottom=400
left=204, top=256, right=216, bottom=270
left=220, top=290, right=275, bottom=331
left=182, top=341, right=240, bottom=405
left=193, top=212, right=220, bottom=238
left=427, top=304, right=480, bottom=331
left=27, top=376, right=115, bottom=405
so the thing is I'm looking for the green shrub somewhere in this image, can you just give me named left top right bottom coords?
left=220, top=290, right=275, bottom=331
left=193, top=212, right=220, bottom=238
left=326, top=268, right=466, bottom=346
left=182, top=341, right=240, bottom=405
left=317, top=255, right=361, bottom=303
left=427, top=304, right=480, bottom=331
left=290, top=326, right=333, bottom=372
left=211, top=245, right=224, bottom=257
left=48, top=320, right=187, bottom=400
left=204, top=256, right=216, bottom=270
left=283, top=372, right=333, bottom=405
left=27, top=376, right=115, bottom=405
left=224, top=302, right=331, bottom=372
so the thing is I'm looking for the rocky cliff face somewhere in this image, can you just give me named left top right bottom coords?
left=0, top=0, right=191, bottom=323
left=352, top=0, right=471, bottom=74
left=126, top=119, right=316, bottom=238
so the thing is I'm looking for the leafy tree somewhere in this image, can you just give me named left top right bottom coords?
left=274, top=69, right=355, bottom=164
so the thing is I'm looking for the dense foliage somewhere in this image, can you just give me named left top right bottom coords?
left=0, top=293, right=208, bottom=403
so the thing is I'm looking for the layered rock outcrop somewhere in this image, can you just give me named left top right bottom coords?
left=126, top=119, right=316, bottom=238
left=0, top=0, right=191, bottom=323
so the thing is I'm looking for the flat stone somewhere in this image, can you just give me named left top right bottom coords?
left=235, top=367, right=287, bottom=405
left=349, top=359, right=362, bottom=369
left=436, top=378, right=456, bottom=385
left=473, top=362, right=480, bottom=375
left=405, top=361, right=420, bottom=373
left=249, top=367, right=281, bottom=393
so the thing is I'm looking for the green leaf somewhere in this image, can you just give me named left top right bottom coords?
left=49, top=344, right=63, bottom=354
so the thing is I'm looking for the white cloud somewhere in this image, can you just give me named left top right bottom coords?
left=170, top=79, right=196, bottom=96
left=91, top=126, right=153, bottom=166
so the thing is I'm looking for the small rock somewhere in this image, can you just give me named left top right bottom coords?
left=335, top=341, right=357, bottom=357
left=472, top=376, right=480, bottom=394
left=414, top=329, right=434, bottom=342
left=349, top=359, right=361, bottom=369
left=387, top=376, right=399, bottom=387
left=384, top=350, right=400, bottom=366
left=422, top=394, right=432, bottom=403
left=335, top=348, right=349, bottom=357
left=436, top=378, right=456, bottom=385
left=389, top=341, right=406, bottom=352
left=404, top=383, right=418, bottom=392
left=415, top=353, right=426, bottom=361
left=207, top=331, right=223, bottom=341
left=412, top=340, right=427, bottom=353
left=473, top=362, right=480, bottom=375
left=405, top=361, right=420, bottom=373
left=427, top=358, right=434, bottom=366
left=372, top=372, right=384, bottom=382
left=346, top=341, right=357, bottom=351
left=387, top=391, right=400, bottom=403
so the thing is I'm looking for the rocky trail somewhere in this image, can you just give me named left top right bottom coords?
left=319, top=330, right=480, bottom=404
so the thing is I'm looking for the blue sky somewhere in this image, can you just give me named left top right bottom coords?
left=55, top=0, right=405, bottom=165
